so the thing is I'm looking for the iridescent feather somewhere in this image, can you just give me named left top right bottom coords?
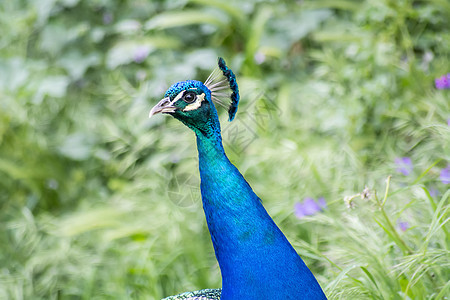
left=161, top=289, right=221, bottom=300
left=204, top=57, right=240, bottom=121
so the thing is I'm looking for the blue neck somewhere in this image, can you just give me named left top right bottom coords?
left=195, top=132, right=326, bottom=299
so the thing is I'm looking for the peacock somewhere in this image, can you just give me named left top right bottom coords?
left=150, top=58, right=327, bottom=300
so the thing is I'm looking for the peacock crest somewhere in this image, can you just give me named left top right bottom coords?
left=204, top=57, right=240, bottom=121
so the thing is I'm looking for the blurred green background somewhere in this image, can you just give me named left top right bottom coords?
left=0, top=0, right=449, bottom=299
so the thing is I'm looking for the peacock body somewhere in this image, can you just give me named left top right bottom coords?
left=150, top=58, right=327, bottom=300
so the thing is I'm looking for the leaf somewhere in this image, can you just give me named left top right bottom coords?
left=360, top=266, right=383, bottom=298
left=325, top=264, right=364, bottom=292
left=189, top=0, right=246, bottom=23
left=145, top=10, right=227, bottom=30
left=114, top=19, right=142, bottom=34
left=55, top=207, right=125, bottom=236
left=59, top=0, right=80, bottom=7
left=435, top=280, right=450, bottom=300
left=303, top=0, right=363, bottom=11
left=106, top=41, right=154, bottom=69
left=106, top=37, right=181, bottom=69
left=58, top=51, right=100, bottom=79
left=39, top=22, right=89, bottom=56
left=58, top=132, right=94, bottom=161
left=373, top=217, right=409, bottom=255
left=266, top=9, right=333, bottom=49
left=32, top=0, right=57, bottom=26
left=0, top=57, right=29, bottom=91
left=39, top=23, right=69, bottom=55
left=32, top=76, right=70, bottom=104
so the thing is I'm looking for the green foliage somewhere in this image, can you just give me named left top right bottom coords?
left=0, top=0, right=449, bottom=299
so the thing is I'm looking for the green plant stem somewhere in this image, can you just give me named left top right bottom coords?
left=379, top=205, right=413, bottom=255
left=375, top=176, right=413, bottom=255
left=381, top=175, right=391, bottom=207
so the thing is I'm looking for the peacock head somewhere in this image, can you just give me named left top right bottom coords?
left=149, top=57, right=240, bottom=136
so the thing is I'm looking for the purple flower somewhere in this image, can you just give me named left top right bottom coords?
left=294, top=203, right=306, bottom=219
left=294, top=197, right=326, bottom=219
left=254, top=52, right=266, bottom=65
left=395, top=157, right=413, bottom=176
left=317, top=197, right=327, bottom=209
left=103, top=12, right=113, bottom=25
left=447, top=119, right=450, bottom=126
left=133, top=46, right=151, bottom=63
left=435, top=73, right=450, bottom=89
left=303, top=198, right=320, bottom=215
left=136, top=70, right=147, bottom=81
left=428, top=187, right=439, bottom=197
left=398, top=221, right=410, bottom=232
left=440, top=165, right=450, bottom=184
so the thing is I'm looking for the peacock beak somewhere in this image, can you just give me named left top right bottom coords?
left=149, top=97, right=176, bottom=118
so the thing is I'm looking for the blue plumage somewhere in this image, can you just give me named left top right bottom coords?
left=150, top=58, right=327, bottom=299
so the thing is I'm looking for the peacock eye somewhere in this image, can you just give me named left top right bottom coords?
left=182, top=91, right=196, bottom=103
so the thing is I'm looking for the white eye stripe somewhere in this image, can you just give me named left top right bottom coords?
left=173, top=88, right=198, bottom=102
left=183, top=93, right=205, bottom=111
left=173, top=90, right=186, bottom=102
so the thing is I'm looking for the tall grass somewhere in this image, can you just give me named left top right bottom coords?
left=0, top=0, right=449, bottom=299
